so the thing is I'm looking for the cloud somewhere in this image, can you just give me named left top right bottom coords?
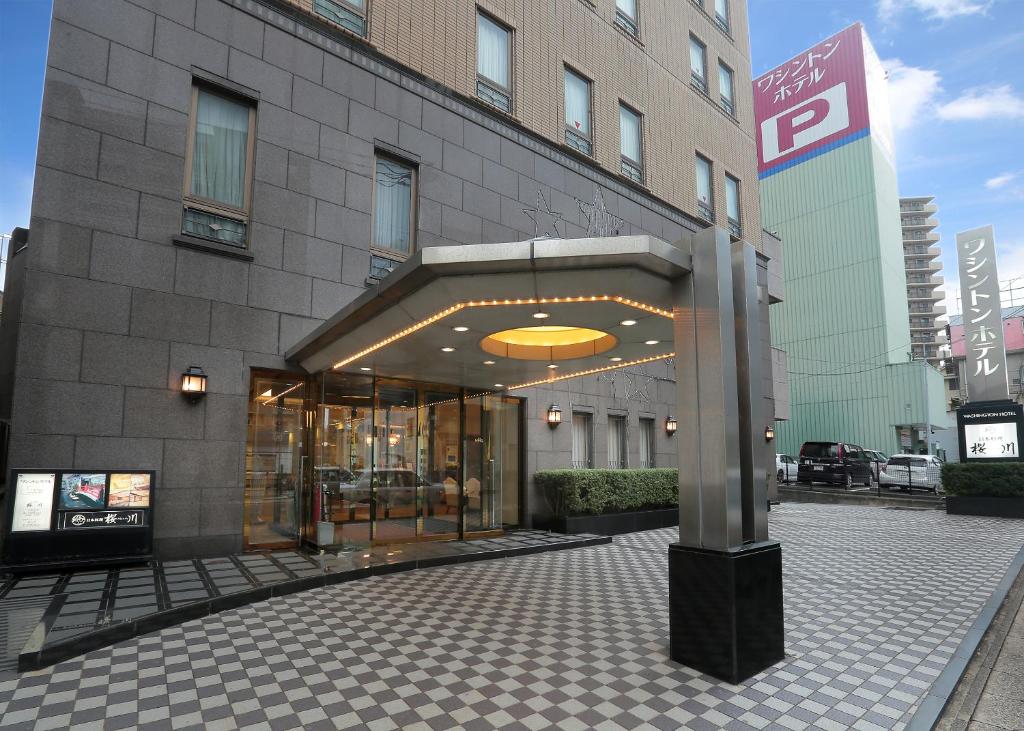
left=883, top=59, right=943, bottom=133
left=985, top=173, right=1017, bottom=189
left=937, top=85, right=1024, bottom=121
left=879, top=0, right=993, bottom=24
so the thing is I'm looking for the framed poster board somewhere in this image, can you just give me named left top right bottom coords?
left=957, top=402, right=1023, bottom=463
left=2, top=468, right=156, bottom=570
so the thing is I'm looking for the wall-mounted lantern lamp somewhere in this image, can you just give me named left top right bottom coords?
left=547, top=404, right=562, bottom=428
left=180, top=365, right=207, bottom=403
left=765, top=424, right=776, bottom=442
left=665, top=416, right=677, bottom=435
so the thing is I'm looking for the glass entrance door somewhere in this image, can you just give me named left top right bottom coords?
left=463, top=394, right=520, bottom=535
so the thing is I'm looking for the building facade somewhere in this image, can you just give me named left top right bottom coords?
left=755, top=24, right=948, bottom=457
left=0, top=0, right=783, bottom=558
left=900, top=196, right=946, bottom=366
left=944, top=305, right=1024, bottom=409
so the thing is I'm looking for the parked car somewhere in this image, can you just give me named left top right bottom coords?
left=775, top=454, right=798, bottom=484
left=796, top=441, right=873, bottom=488
left=864, top=450, right=888, bottom=483
left=879, top=454, right=943, bottom=493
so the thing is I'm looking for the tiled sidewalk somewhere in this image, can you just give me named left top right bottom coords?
left=0, top=504, right=1023, bottom=730
left=0, top=531, right=608, bottom=673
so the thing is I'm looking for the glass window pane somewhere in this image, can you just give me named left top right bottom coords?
left=719, top=64, right=733, bottom=102
left=608, top=416, right=627, bottom=468
left=477, top=14, right=509, bottom=88
left=689, top=38, right=705, bottom=79
left=639, top=419, right=654, bottom=467
left=572, top=413, right=592, bottom=468
left=619, top=105, right=641, bottom=162
left=191, top=89, right=250, bottom=209
left=696, top=156, right=712, bottom=205
left=616, top=0, right=637, bottom=19
left=716, top=0, right=729, bottom=21
left=564, top=69, right=591, bottom=136
left=373, top=157, right=414, bottom=253
left=726, top=176, right=740, bottom=221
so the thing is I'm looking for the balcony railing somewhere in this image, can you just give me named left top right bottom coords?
left=565, top=128, right=593, bottom=156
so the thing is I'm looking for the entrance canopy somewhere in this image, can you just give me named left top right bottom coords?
left=287, top=236, right=691, bottom=391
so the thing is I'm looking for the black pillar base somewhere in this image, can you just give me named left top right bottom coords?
left=668, top=540, right=784, bottom=684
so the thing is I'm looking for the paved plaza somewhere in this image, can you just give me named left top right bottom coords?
left=1, top=504, right=1023, bottom=730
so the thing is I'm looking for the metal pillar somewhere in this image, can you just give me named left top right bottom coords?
left=668, top=227, right=784, bottom=684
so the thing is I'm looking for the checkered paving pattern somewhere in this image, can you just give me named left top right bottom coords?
left=1, top=504, right=1023, bottom=730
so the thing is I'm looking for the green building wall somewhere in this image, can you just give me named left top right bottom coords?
left=762, top=135, right=949, bottom=457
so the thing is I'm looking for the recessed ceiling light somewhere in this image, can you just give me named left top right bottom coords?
left=494, top=383, right=504, bottom=388
left=620, top=319, right=637, bottom=326
left=645, top=340, right=660, bottom=345
left=483, top=360, right=496, bottom=365
left=609, top=356, right=623, bottom=362
left=547, top=364, right=559, bottom=369
left=452, top=326, right=469, bottom=332
left=532, top=312, right=550, bottom=319
left=359, top=367, right=372, bottom=371
left=441, top=346, right=455, bottom=352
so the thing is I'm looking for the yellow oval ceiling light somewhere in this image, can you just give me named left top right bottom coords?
left=480, top=325, right=618, bottom=361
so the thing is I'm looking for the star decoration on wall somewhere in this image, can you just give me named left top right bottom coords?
left=578, top=188, right=625, bottom=237
left=522, top=190, right=566, bottom=239
left=597, top=366, right=654, bottom=403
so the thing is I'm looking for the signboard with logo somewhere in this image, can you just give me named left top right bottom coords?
left=955, top=225, right=1009, bottom=403
left=957, top=402, right=1022, bottom=464
left=753, top=24, right=871, bottom=180
left=2, top=469, right=155, bottom=569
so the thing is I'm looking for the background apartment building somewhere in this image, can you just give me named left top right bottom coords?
left=900, top=196, right=946, bottom=366
left=0, top=0, right=784, bottom=557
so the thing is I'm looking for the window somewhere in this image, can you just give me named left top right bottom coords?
left=572, top=412, right=593, bottom=469
left=695, top=154, right=714, bottom=221
left=615, top=0, right=639, bottom=37
left=564, top=67, right=593, bottom=156
left=371, top=154, right=416, bottom=256
left=182, top=85, right=256, bottom=248
left=714, top=0, right=730, bottom=33
left=725, top=174, right=740, bottom=236
left=619, top=103, right=643, bottom=183
left=477, top=12, right=511, bottom=113
left=718, top=62, right=735, bottom=116
left=639, top=418, right=655, bottom=467
left=314, top=0, right=367, bottom=37
left=608, top=415, right=627, bottom=468
left=689, top=36, right=707, bottom=93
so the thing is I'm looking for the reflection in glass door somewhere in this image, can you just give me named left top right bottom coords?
left=464, top=394, right=520, bottom=534
left=419, top=387, right=461, bottom=539
left=372, top=381, right=418, bottom=543
left=244, top=373, right=306, bottom=550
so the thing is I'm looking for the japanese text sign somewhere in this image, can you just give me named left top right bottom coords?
left=955, top=225, right=1009, bottom=402
left=753, top=24, right=870, bottom=178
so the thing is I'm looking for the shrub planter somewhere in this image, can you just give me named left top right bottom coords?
left=946, top=496, right=1024, bottom=519
left=543, top=507, right=679, bottom=536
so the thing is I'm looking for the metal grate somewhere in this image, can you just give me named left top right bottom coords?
left=0, top=596, right=59, bottom=676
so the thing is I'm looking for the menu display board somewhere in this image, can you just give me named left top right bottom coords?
left=3, top=468, right=156, bottom=569
left=10, top=472, right=56, bottom=532
left=957, top=402, right=1023, bottom=464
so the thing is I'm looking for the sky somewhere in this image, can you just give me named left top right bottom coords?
left=0, top=0, right=1021, bottom=317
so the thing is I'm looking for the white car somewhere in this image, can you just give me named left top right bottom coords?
left=775, top=454, right=798, bottom=484
left=879, top=454, right=943, bottom=493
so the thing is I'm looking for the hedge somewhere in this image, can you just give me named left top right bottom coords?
left=536, top=469, right=677, bottom=517
left=941, top=462, right=1024, bottom=497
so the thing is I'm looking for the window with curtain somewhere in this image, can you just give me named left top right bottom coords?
left=607, top=416, right=627, bottom=469
left=372, top=155, right=416, bottom=255
left=314, top=0, right=367, bottom=37
left=639, top=419, right=655, bottom=467
left=696, top=154, right=713, bottom=221
left=726, top=174, right=741, bottom=236
left=715, top=0, right=730, bottom=32
left=718, top=62, right=735, bottom=116
left=477, top=12, right=511, bottom=112
left=564, top=68, right=593, bottom=155
left=615, top=0, right=638, bottom=36
left=182, top=85, right=254, bottom=247
left=572, top=413, right=593, bottom=469
left=689, top=36, right=707, bottom=92
left=619, top=104, right=643, bottom=183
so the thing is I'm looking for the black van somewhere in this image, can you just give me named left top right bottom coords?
left=797, top=441, right=873, bottom=488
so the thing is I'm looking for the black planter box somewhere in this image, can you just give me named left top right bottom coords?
left=544, top=507, right=679, bottom=535
left=946, top=496, right=1024, bottom=518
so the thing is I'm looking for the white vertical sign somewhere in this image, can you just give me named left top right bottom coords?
left=11, top=472, right=56, bottom=532
left=956, top=225, right=1009, bottom=402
